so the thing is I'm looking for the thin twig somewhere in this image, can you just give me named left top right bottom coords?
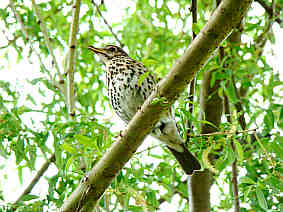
left=188, top=128, right=257, bottom=138
left=0, top=29, right=20, bottom=49
left=66, top=0, right=86, bottom=171
left=9, top=0, right=29, bottom=41
left=231, top=140, right=240, bottom=212
left=224, top=94, right=240, bottom=212
left=186, top=0, right=197, bottom=135
left=91, top=0, right=124, bottom=47
left=134, top=144, right=161, bottom=155
left=231, top=75, right=247, bottom=130
left=9, top=0, right=64, bottom=92
left=255, top=0, right=282, bottom=24
left=66, top=0, right=81, bottom=116
left=12, top=154, right=56, bottom=208
left=31, top=0, right=64, bottom=83
left=254, top=133, right=275, bottom=169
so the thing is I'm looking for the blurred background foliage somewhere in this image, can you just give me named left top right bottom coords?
left=0, top=0, right=282, bottom=211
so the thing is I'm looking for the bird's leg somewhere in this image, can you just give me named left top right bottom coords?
left=114, top=130, right=124, bottom=139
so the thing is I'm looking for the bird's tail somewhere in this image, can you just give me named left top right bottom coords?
left=167, top=143, right=201, bottom=175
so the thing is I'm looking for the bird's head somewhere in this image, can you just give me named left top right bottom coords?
left=88, top=44, right=128, bottom=64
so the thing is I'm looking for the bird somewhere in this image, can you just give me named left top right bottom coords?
left=88, top=44, right=201, bottom=175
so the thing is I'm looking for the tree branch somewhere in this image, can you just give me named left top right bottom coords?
left=186, top=0, right=197, bottom=134
left=188, top=169, right=213, bottom=212
left=255, top=0, right=282, bottom=24
left=9, top=0, right=29, bottom=41
left=224, top=94, right=240, bottom=212
left=66, top=0, right=81, bottom=116
left=189, top=128, right=257, bottom=138
left=31, top=0, right=64, bottom=84
left=91, top=0, right=124, bottom=47
left=12, top=154, right=55, bottom=208
left=187, top=1, right=225, bottom=210
left=60, top=0, right=252, bottom=211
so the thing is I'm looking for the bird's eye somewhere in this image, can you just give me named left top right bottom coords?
left=109, top=47, right=116, bottom=52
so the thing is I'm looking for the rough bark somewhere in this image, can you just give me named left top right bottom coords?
left=60, top=0, right=252, bottom=211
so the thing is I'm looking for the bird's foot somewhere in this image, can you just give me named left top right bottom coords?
left=114, top=130, right=123, bottom=139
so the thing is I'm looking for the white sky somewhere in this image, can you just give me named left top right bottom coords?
left=0, top=0, right=282, bottom=211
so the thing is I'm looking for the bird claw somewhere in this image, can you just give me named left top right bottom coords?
left=114, top=130, right=123, bottom=139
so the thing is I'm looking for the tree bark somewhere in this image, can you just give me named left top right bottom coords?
left=188, top=169, right=213, bottom=212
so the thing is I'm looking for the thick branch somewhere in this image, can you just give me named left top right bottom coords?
left=188, top=169, right=213, bottom=212
left=31, top=0, right=64, bottom=83
left=60, top=0, right=252, bottom=211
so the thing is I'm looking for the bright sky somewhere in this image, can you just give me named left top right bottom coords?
left=0, top=0, right=282, bottom=211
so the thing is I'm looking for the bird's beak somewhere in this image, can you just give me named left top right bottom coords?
left=88, top=46, right=106, bottom=55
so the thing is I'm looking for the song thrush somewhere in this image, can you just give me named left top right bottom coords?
left=88, top=44, right=201, bottom=174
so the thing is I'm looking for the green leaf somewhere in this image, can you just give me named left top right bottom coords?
left=240, top=176, right=256, bottom=185
left=21, top=194, right=39, bottom=201
left=74, top=134, right=96, bottom=148
left=264, top=109, right=274, bottom=130
left=30, top=77, right=44, bottom=85
left=18, top=165, right=23, bottom=185
left=141, top=58, right=158, bottom=66
left=146, top=191, right=158, bottom=207
left=225, top=79, right=237, bottom=103
left=277, top=106, right=283, bottom=129
left=62, top=143, right=77, bottom=154
left=65, top=155, right=74, bottom=173
left=234, top=140, right=244, bottom=162
left=192, top=23, right=201, bottom=34
left=151, top=96, right=169, bottom=106
left=272, top=136, right=283, bottom=158
left=226, top=144, right=236, bottom=166
left=256, top=187, right=268, bottom=210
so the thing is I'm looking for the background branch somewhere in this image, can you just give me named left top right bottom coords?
left=66, top=0, right=81, bottom=116
left=12, top=154, right=55, bottom=208
left=224, top=95, right=240, bottom=212
left=9, top=0, right=29, bottom=41
left=31, top=0, right=64, bottom=83
left=255, top=0, right=282, bottom=24
left=186, top=0, right=197, bottom=135
left=91, top=0, right=124, bottom=47
left=6, top=2, right=62, bottom=207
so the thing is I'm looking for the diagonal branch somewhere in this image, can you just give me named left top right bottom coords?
left=12, top=154, right=56, bottom=208
left=9, top=0, right=29, bottom=41
left=91, top=0, right=124, bottom=47
left=255, top=0, right=282, bottom=24
left=60, top=0, right=252, bottom=211
left=31, top=0, right=64, bottom=84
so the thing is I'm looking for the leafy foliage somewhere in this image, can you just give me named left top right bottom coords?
left=0, top=0, right=282, bottom=211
